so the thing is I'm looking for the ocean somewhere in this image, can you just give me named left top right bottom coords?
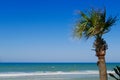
left=0, top=63, right=119, bottom=80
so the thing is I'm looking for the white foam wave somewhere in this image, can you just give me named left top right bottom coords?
left=0, top=71, right=114, bottom=77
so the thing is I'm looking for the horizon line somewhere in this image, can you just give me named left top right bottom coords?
left=0, top=62, right=120, bottom=63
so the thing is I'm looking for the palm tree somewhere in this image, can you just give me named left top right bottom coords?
left=74, top=8, right=117, bottom=80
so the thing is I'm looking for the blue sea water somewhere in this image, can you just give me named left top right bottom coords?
left=0, top=63, right=119, bottom=80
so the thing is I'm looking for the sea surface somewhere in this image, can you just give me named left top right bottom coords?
left=0, top=63, right=119, bottom=80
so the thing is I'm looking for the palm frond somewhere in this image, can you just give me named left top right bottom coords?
left=101, top=8, right=106, bottom=23
left=109, top=73, right=118, bottom=80
left=114, top=68, right=120, bottom=77
left=79, top=11, right=90, bottom=21
left=109, top=66, right=120, bottom=80
left=74, top=12, right=90, bottom=39
left=74, top=8, right=118, bottom=39
left=103, top=16, right=118, bottom=34
left=117, top=66, right=120, bottom=73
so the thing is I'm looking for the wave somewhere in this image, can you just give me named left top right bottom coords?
left=0, top=71, right=114, bottom=77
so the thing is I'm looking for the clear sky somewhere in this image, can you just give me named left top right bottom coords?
left=0, top=0, right=120, bottom=62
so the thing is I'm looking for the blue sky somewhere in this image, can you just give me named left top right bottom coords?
left=0, top=0, right=120, bottom=62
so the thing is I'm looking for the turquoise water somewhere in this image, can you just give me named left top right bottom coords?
left=0, top=63, right=119, bottom=80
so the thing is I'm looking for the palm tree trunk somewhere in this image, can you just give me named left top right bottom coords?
left=94, top=37, right=108, bottom=80
left=97, top=55, right=108, bottom=80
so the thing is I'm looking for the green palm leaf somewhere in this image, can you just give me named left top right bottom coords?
left=74, top=8, right=117, bottom=39
left=109, top=73, right=118, bottom=80
left=114, top=68, right=120, bottom=77
left=109, top=66, right=120, bottom=80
